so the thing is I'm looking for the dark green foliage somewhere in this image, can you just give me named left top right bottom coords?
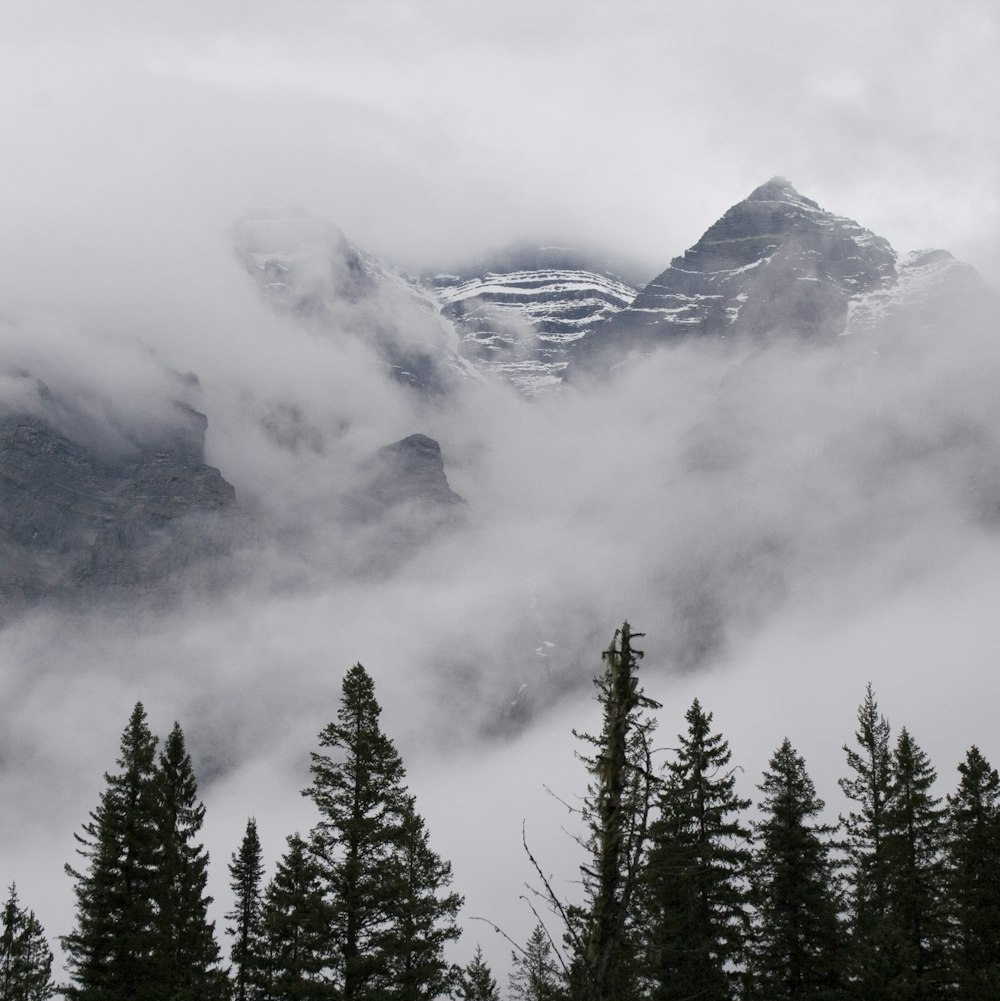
left=227, top=817, right=267, bottom=1001
left=454, top=945, right=499, bottom=1000
left=882, top=727, right=947, bottom=997
left=508, top=925, right=562, bottom=1001
left=383, top=805, right=463, bottom=1000
left=63, top=702, right=164, bottom=1001
left=641, top=698, right=752, bottom=1001
left=748, top=738, right=844, bottom=1000
left=304, top=662, right=462, bottom=1001
left=945, top=745, right=1000, bottom=998
left=62, top=705, right=223, bottom=1001
left=569, top=622, right=659, bottom=1001
left=155, top=722, right=226, bottom=1000
left=0, top=884, right=54, bottom=1001
left=305, top=663, right=410, bottom=999
left=838, top=684, right=895, bottom=997
left=260, top=834, right=329, bottom=1000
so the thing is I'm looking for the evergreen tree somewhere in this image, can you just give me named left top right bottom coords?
left=260, top=834, right=329, bottom=1000
left=453, top=946, right=499, bottom=1001
left=227, top=817, right=267, bottom=1001
left=945, top=745, right=1000, bottom=998
left=568, top=622, right=659, bottom=1001
left=383, top=804, right=463, bottom=1000
left=838, top=684, right=902, bottom=999
left=508, top=924, right=562, bottom=1001
left=883, top=728, right=947, bottom=999
left=0, top=884, right=54, bottom=1001
left=640, top=698, right=752, bottom=1001
left=304, top=662, right=462, bottom=1001
left=156, top=721, right=226, bottom=1000
left=63, top=702, right=164, bottom=1001
left=748, top=738, right=844, bottom=1001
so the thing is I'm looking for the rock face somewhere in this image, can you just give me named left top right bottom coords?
left=0, top=401, right=236, bottom=605
left=427, top=245, right=640, bottom=394
left=366, top=434, right=464, bottom=512
left=233, top=207, right=470, bottom=395
left=576, top=177, right=900, bottom=370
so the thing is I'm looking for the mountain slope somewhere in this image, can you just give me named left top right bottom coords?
left=233, top=207, right=472, bottom=394
left=426, top=245, right=639, bottom=394
left=0, top=379, right=237, bottom=607
left=574, top=177, right=905, bottom=372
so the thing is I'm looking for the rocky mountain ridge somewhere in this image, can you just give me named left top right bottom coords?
left=428, top=247, right=638, bottom=394
left=0, top=177, right=993, bottom=611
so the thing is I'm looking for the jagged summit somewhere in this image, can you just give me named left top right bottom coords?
left=572, top=177, right=899, bottom=371
left=746, top=176, right=819, bottom=209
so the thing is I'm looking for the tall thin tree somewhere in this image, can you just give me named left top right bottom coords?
left=0, top=884, right=54, bottom=1001
left=156, top=721, right=226, bottom=999
left=63, top=703, right=164, bottom=1001
left=945, top=745, right=1000, bottom=998
left=227, top=817, right=266, bottom=1001
left=748, top=738, right=844, bottom=1000
left=641, top=698, right=752, bottom=1001
left=304, top=662, right=462, bottom=1001
left=570, top=621, right=660, bottom=1001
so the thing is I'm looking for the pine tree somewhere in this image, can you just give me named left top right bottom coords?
left=748, top=738, right=844, bottom=1001
left=0, top=884, right=54, bottom=1001
left=945, top=745, right=1000, bottom=998
left=383, top=804, right=463, bottom=1000
left=228, top=817, right=267, bottom=1001
left=156, top=721, right=226, bottom=1000
left=63, top=702, right=164, bottom=1001
left=883, top=728, right=947, bottom=998
left=567, top=622, right=659, bottom=1001
left=640, top=698, right=752, bottom=1001
left=508, top=924, right=562, bottom=1001
left=304, top=662, right=462, bottom=1001
left=838, top=684, right=902, bottom=999
left=454, top=945, right=499, bottom=1001
left=260, top=834, right=329, bottom=1000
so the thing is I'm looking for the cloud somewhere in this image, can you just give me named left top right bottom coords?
left=0, top=0, right=998, bottom=982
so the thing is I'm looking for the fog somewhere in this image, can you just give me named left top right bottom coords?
left=1, top=0, right=998, bottom=985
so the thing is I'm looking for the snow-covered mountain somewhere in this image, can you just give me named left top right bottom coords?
left=426, top=245, right=640, bottom=394
left=573, top=177, right=997, bottom=374
left=0, top=178, right=995, bottom=612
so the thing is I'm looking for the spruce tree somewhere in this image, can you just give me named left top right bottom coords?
left=156, top=721, right=226, bottom=1000
left=0, top=884, right=54, bottom=1001
left=883, top=728, right=947, bottom=998
left=304, top=662, right=462, bottom=1001
left=945, top=745, right=1000, bottom=998
left=63, top=702, right=164, bottom=1001
left=383, top=804, right=463, bottom=1000
left=568, top=622, right=659, bottom=1001
left=748, top=738, right=844, bottom=1001
left=838, top=684, right=901, bottom=999
left=454, top=946, right=499, bottom=1001
left=640, top=698, right=752, bottom=1001
left=260, top=833, right=328, bottom=1000
left=508, top=924, right=562, bottom=1001
left=227, top=817, right=266, bottom=1001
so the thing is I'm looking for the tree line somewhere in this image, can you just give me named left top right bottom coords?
left=2, top=622, right=998, bottom=999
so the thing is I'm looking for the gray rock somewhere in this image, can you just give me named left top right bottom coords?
left=427, top=244, right=640, bottom=394
left=574, top=177, right=900, bottom=372
left=366, top=433, right=464, bottom=512
left=0, top=403, right=236, bottom=605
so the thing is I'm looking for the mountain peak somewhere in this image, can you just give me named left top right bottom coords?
left=746, top=176, right=820, bottom=210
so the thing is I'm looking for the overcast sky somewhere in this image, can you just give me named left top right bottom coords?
left=2, top=0, right=999, bottom=986
left=2, top=0, right=997, bottom=281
